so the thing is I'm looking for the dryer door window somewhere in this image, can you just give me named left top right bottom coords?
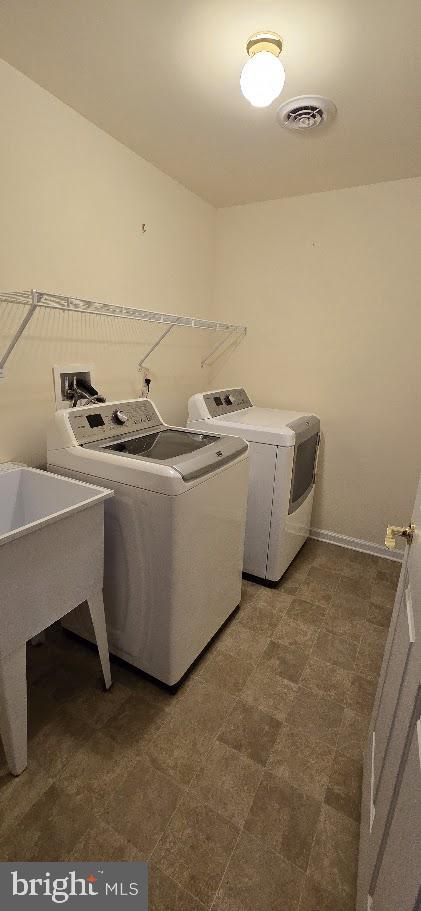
left=289, top=433, right=319, bottom=514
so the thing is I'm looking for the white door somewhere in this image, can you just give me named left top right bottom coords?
left=357, top=478, right=421, bottom=910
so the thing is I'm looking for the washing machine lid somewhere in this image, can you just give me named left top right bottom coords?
left=86, top=427, right=247, bottom=482
left=48, top=398, right=249, bottom=494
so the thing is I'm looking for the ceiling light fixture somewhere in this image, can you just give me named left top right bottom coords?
left=240, top=32, right=285, bottom=108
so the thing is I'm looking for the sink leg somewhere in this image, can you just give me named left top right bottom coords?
left=0, top=644, right=27, bottom=776
left=87, top=591, right=112, bottom=690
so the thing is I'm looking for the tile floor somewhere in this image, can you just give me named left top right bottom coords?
left=0, top=540, right=401, bottom=910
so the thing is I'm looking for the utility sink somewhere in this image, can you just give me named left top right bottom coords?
left=0, top=465, right=111, bottom=547
left=0, top=464, right=110, bottom=545
left=0, top=464, right=113, bottom=775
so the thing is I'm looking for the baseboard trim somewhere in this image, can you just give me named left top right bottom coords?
left=310, top=527, right=404, bottom=563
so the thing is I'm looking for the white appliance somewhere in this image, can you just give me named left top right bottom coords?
left=47, top=398, right=248, bottom=685
left=188, top=388, right=320, bottom=584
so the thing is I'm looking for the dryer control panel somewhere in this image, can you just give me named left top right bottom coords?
left=202, top=388, right=252, bottom=418
left=68, top=399, right=162, bottom=445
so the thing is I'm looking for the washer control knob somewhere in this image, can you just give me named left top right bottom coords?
left=112, top=409, right=128, bottom=425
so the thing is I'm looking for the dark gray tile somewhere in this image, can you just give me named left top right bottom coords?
left=337, top=709, right=370, bottom=760
left=296, top=577, right=333, bottom=608
left=64, top=677, right=132, bottom=730
left=286, top=597, right=327, bottom=629
left=323, top=602, right=366, bottom=644
left=0, top=783, right=95, bottom=861
left=278, top=576, right=301, bottom=596
left=149, top=865, right=206, bottom=911
left=347, top=673, right=377, bottom=716
left=361, top=621, right=388, bottom=649
left=375, top=560, right=401, bottom=586
left=153, top=793, right=238, bottom=907
left=213, top=830, right=303, bottom=911
left=336, top=549, right=378, bottom=583
left=244, top=771, right=321, bottom=871
left=217, top=622, right=270, bottom=663
left=286, top=687, right=344, bottom=746
left=236, top=599, right=284, bottom=636
left=103, top=757, right=182, bottom=858
left=305, top=566, right=340, bottom=591
left=371, top=579, right=397, bottom=609
left=241, top=580, right=260, bottom=603
left=145, top=714, right=212, bottom=787
left=299, top=875, right=355, bottom=911
left=279, top=559, right=310, bottom=587
left=271, top=617, right=317, bottom=651
left=267, top=723, right=335, bottom=799
left=110, top=660, right=173, bottom=708
left=169, top=678, right=235, bottom=736
left=325, top=752, right=363, bottom=821
left=196, top=646, right=253, bottom=695
left=312, top=629, right=358, bottom=671
left=190, top=740, right=263, bottom=827
left=0, top=755, right=53, bottom=838
left=70, top=821, right=139, bottom=862
left=218, top=700, right=281, bottom=765
left=29, top=707, right=96, bottom=778
left=105, top=692, right=167, bottom=752
left=308, top=804, right=359, bottom=903
left=335, top=574, right=373, bottom=600
left=355, top=626, right=386, bottom=678
left=367, top=600, right=394, bottom=629
left=312, top=545, right=348, bottom=575
left=259, top=639, right=309, bottom=684
left=300, top=656, right=353, bottom=706
left=60, top=729, right=137, bottom=801
left=241, top=665, right=297, bottom=721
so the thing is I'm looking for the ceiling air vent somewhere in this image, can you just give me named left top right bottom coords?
left=276, top=95, right=337, bottom=131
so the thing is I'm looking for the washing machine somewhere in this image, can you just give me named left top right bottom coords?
left=188, top=388, right=320, bottom=584
left=47, top=397, right=248, bottom=685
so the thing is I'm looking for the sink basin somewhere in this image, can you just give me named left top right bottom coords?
left=0, top=465, right=110, bottom=545
left=0, top=465, right=113, bottom=776
left=0, top=464, right=112, bottom=656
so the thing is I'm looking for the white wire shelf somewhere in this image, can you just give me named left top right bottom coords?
left=0, top=289, right=247, bottom=377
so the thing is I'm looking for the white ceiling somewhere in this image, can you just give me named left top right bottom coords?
left=0, top=0, right=419, bottom=207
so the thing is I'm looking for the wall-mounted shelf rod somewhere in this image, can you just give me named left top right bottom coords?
left=0, top=289, right=247, bottom=378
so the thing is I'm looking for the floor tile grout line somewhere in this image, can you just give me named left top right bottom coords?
left=148, top=589, right=296, bottom=905
left=148, top=668, right=250, bottom=893
left=201, top=558, right=351, bottom=905
left=208, top=828, right=243, bottom=911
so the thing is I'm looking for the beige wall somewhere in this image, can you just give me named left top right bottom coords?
left=1, top=58, right=420, bottom=550
left=212, top=177, right=421, bottom=547
left=0, top=59, right=215, bottom=465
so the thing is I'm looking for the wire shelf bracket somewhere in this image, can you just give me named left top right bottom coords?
left=0, top=290, right=38, bottom=379
left=138, top=320, right=181, bottom=371
left=201, top=327, right=246, bottom=368
left=0, top=289, right=247, bottom=379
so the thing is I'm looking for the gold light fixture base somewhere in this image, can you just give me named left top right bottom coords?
left=246, top=31, right=283, bottom=58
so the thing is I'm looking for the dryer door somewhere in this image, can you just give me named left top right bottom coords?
left=288, top=418, right=320, bottom=514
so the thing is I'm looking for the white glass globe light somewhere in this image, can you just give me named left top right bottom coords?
left=240, top=50, right=285, bottom=108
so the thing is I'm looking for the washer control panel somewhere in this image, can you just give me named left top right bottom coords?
left=68, top=399, right=162, bottom=445
left=203, top=388, right=252, bottom=418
